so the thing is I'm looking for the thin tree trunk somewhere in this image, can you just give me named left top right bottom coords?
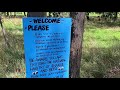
left=24, top=12, right=26, bottom=16
left=86, top=12, right=90, bottom=20
left=0, top=16, right=10, bottom=48
left=70, top=12, right=85, bottom=78
left=6, top=12, right=9, bottom=17
left=14, top=12, right=16, bottom=17
left=114, top=12, right=118, bottom=21
left=27, top=12, right=47, bottom=17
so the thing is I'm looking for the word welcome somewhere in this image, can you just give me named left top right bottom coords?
left=33, top=18, right=60, bottom=24
left=27, top=18, right=61, bottom=31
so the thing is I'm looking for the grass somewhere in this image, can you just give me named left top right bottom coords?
left=0, top=17, right=25, bottom=78
left=3, top=18, right=23, bottom=32
left=89, top=12, right=120, bottom=17
left=80, top=19, right=120, bottom=78
left=89, top=13, right=100, bottom=17
left=0, top=13, right=120, bottom=78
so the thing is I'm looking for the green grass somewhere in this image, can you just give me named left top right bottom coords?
left=89, top=13, right=100, bottom=17
left=0, top=18, right=25, bottom=78
left=0, top=12, right=27, bottom=17
left=3, top=18, right=23, bottom=32
left=80, top=20, right=120, bottom=78
left=1, top=14, right=120, bottom=78
left=89, top=12, right=120, bottom=17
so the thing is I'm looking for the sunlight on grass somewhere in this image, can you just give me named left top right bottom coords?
left=2, top=18, right=23, bottom=34
left=81, top=20, right=120, bottom=78
left=0, top=17, right=25, bottom=78
left=1, top=13, right=120, bottom=78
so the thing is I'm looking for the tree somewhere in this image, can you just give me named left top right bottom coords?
left=49, top=12, right=61, bottom=17
left=113, top=12, right=118, bottom=21
left=86, top=12, right=90, bottom=20
left=14, top=12, right=16, bottom=17
left=0, top=16, right=10, bottom=47
left=27, top=12, right=85, bottom=78
left=24, top=12, right=26, bottom=16
left=70, top=12, right=85, bottom=78
left=27, top=12, right=47, bottom=17
left=95, top=12, right=118, bottom=21
left=6, top=12, right=9, bottom=17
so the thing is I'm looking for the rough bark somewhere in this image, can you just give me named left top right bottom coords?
left=70, top=12, right=85, bottom=78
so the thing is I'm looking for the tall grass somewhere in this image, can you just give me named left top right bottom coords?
left=80, top=20, right=120, bottom=78
left=0, top=18, right=25, bottom=78
left=1, top=14, right=120, bottom=78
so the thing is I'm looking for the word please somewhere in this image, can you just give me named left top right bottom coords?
left=28, top=25, right=49, bottom=31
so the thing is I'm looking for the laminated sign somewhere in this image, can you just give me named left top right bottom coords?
left=23, top=17, right=72, bottom=78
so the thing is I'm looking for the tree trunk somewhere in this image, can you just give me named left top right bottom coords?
left=0, top=16, right=10, bottom=48
left=113, top=12, right=118, bottom=21
left=24, top=12, right=26, bottom=16
left=14, top=12, right=16, bottom=17
left=86, top=12, right=90, bottom=20
left=6, top=12, right=9, bottom=17
left=27, top=12, right=47, bottom=17
left=70, top=12, right=85, bottom=78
